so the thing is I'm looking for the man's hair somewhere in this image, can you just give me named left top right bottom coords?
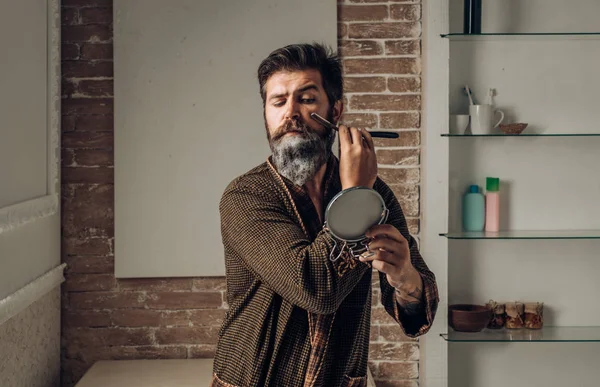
left=257, top=43, right=343, bottom=107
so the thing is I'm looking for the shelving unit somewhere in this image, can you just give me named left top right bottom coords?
left=441, top=133, right=600, bottom=137
left=441, top=327, right=600, bottom=343
left=439, top=230, right=600, bottom=239
left=423, top=2, right=600, bottom=386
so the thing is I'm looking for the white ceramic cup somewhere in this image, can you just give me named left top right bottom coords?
left=469, top=104, right=505, bottom=134
left=449, top=114, right=470, bottom=134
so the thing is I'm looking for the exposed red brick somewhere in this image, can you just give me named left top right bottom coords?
left=380, top=112, right=420, bottom=129
left=189, top=344, right=217, bottom=359
left=159, top=310, right=190, bottom=327
left=119, top=278, right=194, bottom=292
left=69, top=291, right=146, bottom=309
left=62, top=167, right=114, bottom=184
left=155, top=326, right=220, bottom=345
left=71, top=149, right=113, bottom=166
left=189, top=309, right=227, bottom=326
left=406, top=218, right=419, bottom=234
left=77, top=79, right=113, bottom=97
left=349, top=22, right=420, bottom=39
left=62, top=25, right=111, bottom=43
left=338, top=40, right=383, bottom=57
left=73, top=115, right=114, bottom=132
left=338, top=5, right=388, bottom=21
left=62, top=115, right=77, bottom=132
left=62, top=98, right=113, bottom=115
left=62, top=0, right=112, bottom=6
left=375, top=361, right=418, bottom=380
left=80, top=43, right=113, bottom=60
left=339, top=113, right=378, bottom=128
left=66, top=327, right=154, bottom=348
left=62, top=184, right=113, bottom=238
left=64, top=273, right=117, bottom=292
left=377, top=168, right=420, bottom=185
left=80, top=7, right=112, bottom=24
left=191, top=278, right=227, bottom=292
left=344, top=77, right=386, bottom=93
left=388, top=185, right=419, bottom=204
left=62, top=80, right=77, bottom=97
left=63, top=256, right=114, bottom=274
left=338, top=23, right=348, bottom=39
left=369, top=342, right=419, bottom=361
left=63, top=236, right=112, bottom=255
left=145, top=292, right=222, bottom=309
left=62, top=8, right=79, bottom=25
left=348, top=0, right=414, bottom=2
left=63, top=60, right=113, bottom=78
left=344, top=58, right=420, bottom=75
left=390, top=4, right=421, bottom=21
left=384, top=40, right=421, bottom=56
left=387, top=77, right=421, bottom=93
left=349, top=95, right=420, bottom=111
left=370, top=325, right=380, bottom=342
left=111, top=309, right=163, bottom=327
left=62, top=132, right=113, bottom=148
left=62, top=43, right=80, bottom=60
left=64, top=310, right=112, bottom=327
left=373, top=381, right=418, bottom=387
left=376, top=149, right=420, bottom=166
left=379, top=325, right=417, bottom=342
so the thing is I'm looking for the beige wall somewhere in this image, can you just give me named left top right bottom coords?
left=0, top=0, right=62, bottom=386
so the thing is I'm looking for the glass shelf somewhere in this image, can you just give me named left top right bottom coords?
left=439, top=230, right=600, bottom=240
left=441, top=327, right=600, bottom=342
left=441, top=32, right=600, bottom=40
left=441, top=133, right=600, bottom=137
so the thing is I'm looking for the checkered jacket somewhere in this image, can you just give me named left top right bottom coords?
left=211, top=155, right=438, bottom=387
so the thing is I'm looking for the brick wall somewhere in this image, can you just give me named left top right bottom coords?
left=60, top=1, right=422, bottom=386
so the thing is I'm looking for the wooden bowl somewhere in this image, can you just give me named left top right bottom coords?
left=448, top=304, right=491, bottom=332
left=499, top=123, right=528, bottom=135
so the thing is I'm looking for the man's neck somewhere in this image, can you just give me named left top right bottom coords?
left=303, top=162, right=327, bottom=198
left=303, top=162, right=328, bottom=222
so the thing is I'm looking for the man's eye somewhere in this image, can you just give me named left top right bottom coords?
left=301, top=98, right=315, bottom=103
left=273, top=101, right=285, bottom=107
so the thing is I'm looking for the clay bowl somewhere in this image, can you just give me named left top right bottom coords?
left=499, top=123, right=528, bottom=135
left=448, top=304, right=491, bottom=332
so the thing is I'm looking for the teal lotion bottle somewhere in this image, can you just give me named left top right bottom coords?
left=462, top=185, right=485, bottom=231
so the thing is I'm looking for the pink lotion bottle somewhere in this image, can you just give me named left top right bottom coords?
left=485, top=177, right=500, bottom=232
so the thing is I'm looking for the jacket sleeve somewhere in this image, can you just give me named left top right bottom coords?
left=219, top=180, right=370, bottom=315
left=374, top=178, right=439, bottom=338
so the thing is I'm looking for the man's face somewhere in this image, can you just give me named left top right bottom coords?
left=264, top=69, right=340, bottom=142
left=263, top=69, right=342, bottom=186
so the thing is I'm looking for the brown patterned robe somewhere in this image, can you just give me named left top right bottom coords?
left=211, top=155, right=438, bottom=387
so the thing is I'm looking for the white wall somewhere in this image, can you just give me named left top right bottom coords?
left=114, top=0, right=337, bottom=278
left=425, top=1, right=600, bottom=386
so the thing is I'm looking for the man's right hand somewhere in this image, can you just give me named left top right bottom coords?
left=338, top=125, right=378, bottom=190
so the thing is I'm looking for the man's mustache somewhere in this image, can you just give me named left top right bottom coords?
left=271, top=119, right=310, bottom=143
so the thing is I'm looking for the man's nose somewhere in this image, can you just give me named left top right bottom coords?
left=284, top=100, right=301, bottom=120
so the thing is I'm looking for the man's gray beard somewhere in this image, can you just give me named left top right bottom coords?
left=270, top=130, right=335, bottom=187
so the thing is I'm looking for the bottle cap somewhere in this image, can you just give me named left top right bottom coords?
left=486, top=177, right=500, bottom=192
left=469, top=185, right=479, bottom=193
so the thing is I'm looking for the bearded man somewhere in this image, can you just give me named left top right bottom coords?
left=211, top=43, right=439, bottom=387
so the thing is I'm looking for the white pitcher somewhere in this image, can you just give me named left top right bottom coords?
left=469, top=104, right=504, bottom=134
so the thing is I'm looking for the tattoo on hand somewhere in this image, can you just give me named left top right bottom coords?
left=399, top=300, right=425, bottom=316
left=407, top=286, right=423, bottom=301
left=395, top=286, right=424, bottom=316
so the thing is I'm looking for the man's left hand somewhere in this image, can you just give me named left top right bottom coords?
left=358, top=224, right=417, bottom=288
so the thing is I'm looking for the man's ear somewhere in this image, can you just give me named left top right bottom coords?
left=332, top=100, right=343, bottom=125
